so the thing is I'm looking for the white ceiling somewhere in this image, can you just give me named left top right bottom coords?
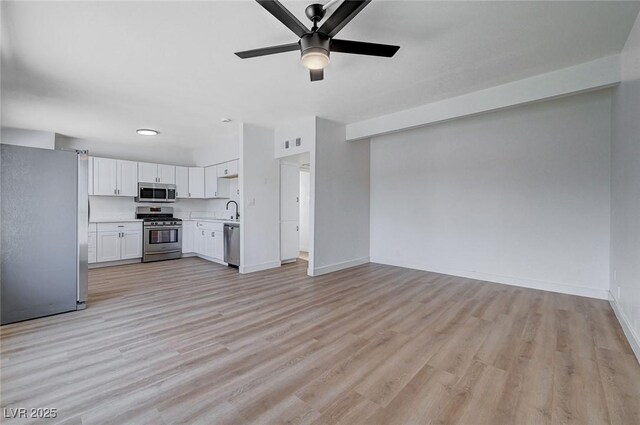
left=2, top=1, right=639, bottom=149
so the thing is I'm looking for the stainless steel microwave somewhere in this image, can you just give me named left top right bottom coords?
left=135, top=183, right=176, bottom=203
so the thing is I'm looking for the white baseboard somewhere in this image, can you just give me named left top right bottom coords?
left=370, top=257, right=609, bottom=300
left=609, top=292, right=640, bottom=364
left=89, top=258, right=141, bottom=268
left=311, top=256, right=370, bottom=277
left=240, top=261, right=281, bottom=274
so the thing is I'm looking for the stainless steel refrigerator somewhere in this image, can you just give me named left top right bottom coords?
left=1, top=144, right=88, bottom=325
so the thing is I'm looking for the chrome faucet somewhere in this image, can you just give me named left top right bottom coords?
left=226, top=200, right=239, bottom=220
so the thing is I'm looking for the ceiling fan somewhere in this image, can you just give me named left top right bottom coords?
left=234, top=0, right=400, bottom=81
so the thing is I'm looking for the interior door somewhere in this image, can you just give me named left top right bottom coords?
left=281, top=221, right=299, bottom=261
left=118, top=160, right=138, bottom=196
left=280, top=162, right=300, bottom=261
left=93, top=157, right=118, bottom=196
left=281, top=163, right=300, bottom=222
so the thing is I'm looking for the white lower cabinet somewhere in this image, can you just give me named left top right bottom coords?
left=88, top=231, right=97, bottom=264
left=193, top=221, right=224, bottom=261
left=121, top=230, right=142, bottom=259
left=182, top=220, right=195, bottom=253
left=96, top=231, right=121, bottom=262
left=95, top=222, right=142, bottom=263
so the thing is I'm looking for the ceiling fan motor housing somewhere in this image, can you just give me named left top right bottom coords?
left=300, top=32, right=330, bottom=58
left=305, top=4, right=326, bottom=24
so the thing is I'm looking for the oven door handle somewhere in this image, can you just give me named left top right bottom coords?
left=145, top=226, right=182, bottom=230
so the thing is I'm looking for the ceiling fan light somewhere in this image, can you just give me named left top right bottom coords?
left=301, top=47, right=330, bottom=70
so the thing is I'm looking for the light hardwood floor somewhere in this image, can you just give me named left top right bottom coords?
left=1, top=258, right=639, bottom=425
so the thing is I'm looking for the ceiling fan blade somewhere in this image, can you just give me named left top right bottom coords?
left=318, top=0, right=371, bottom=38
left=310, top=68, right=324, bottom=81
left=256, top=0, right=309, bottom=38
left=235, top=42, right=300, bottom=59
left=330, top=39, right=399, bottom=57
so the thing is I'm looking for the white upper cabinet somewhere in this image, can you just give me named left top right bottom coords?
left=188, top=167, right=205, bottom=198
left=138, top=162, right=157, bottom=183
left=204, top=166, right=218, bottom=198
left=157, top=164, right=175, bottom=184
left=89, top=157, right=236, bottom=198
left=205, top=165, right=230, bottom=198
left=217, top=160, right=239, bottom=178
left=138, top=162, right=176, bottom=184
left=92, top=157, right=137, bottom=197
left=93, top=157, right=118, bottom=196
left=117, top=160, right=138, bottom=196
left=175, top=166, right=189, bottom=198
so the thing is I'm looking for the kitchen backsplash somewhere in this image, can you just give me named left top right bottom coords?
left=89, top=178, right=240, bottom=221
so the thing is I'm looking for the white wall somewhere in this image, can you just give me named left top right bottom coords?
left=55, top=134, right=195, bottom=165
left=610, top=13, right=640, bottom=359
left=191, top=131, right=240, bottom=167
left=312, top=118, right=370, bottom=276
left=299, top=170, right=310, bottom=252
left=370, top=90, right=612, bottom=299
left=88, top=196, right=234, bottom=221
left=1, top=127, right=55, bottom=149
left=274, top=116, right=316, bottom=159
left=239, top=123, right=280, bottom=273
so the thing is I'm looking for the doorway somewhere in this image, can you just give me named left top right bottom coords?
left=280, top=153, right=311, bottom=266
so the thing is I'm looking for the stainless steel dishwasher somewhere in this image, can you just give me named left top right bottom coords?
left=224, top=223, right=240, bottom=268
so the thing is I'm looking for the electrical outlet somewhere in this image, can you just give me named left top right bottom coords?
left=284, top=140, right=290, bottom=149
left=295, top=137, right=301, bottom=147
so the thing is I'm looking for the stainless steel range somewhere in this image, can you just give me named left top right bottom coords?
left=136, top=206, right=182, bottom=263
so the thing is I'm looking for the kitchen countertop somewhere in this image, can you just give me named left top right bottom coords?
left=183, top=218, right=240, bottom=225
left=89, top=218, right=144, bottom=223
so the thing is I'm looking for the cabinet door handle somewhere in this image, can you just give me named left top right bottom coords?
left=114, top=189, right=117, bottom=195
left=296, top=226, right=299, bottom=231
left=211, top=232, right=214, bottom=237
left=189, top=192, right=191, bottom=197
left=296, top=196, right=299, bottom=203
left=215, top=191, right=217, bottom=197
left=225, top=169, right=228, bottom=174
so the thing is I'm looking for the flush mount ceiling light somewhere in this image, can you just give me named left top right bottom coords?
left=136, top=129, right=158, bottom=136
